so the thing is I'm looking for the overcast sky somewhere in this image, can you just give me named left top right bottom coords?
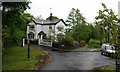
left=26, top=0, right=120, bottom=23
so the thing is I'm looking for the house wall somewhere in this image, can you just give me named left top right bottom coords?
left=35, top=25, right=41, bottom=39
left=55, top=21, right=66, bottom=35
left=27, top=22, right=36, bottom=39
left=41, top=25, right=49, bottom=36
left=27, top=20, right=67, bottom=40
left=35, top=25, right=55, bottom=39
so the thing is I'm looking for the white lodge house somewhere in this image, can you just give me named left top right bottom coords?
left=27, top=13, right=68, bottom=46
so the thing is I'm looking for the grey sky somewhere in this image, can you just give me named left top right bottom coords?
left=26, top=0, right=120, bottom=23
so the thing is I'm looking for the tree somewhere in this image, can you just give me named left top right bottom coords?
left=66, top=8, right=91, bottom=43
left=2, top=2, right=33, bottom=48
left=95, top=3, right=118, bottom=45
left=72, top=24, right=92, bottom=43
left=116, top=24, right=120, bottom=72
left=66, top=8, right=76, bottom=28
left=66, top=8, right=86, bottom=29
left=90, top=25, right=100, bottom=40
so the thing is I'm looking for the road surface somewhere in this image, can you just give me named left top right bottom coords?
left=30, top=44, right=116, bottom=70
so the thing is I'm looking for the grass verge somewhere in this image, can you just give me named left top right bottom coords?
left=3, top=46, right=48, bottom=70
left=93, top=65, right=116, bottom=70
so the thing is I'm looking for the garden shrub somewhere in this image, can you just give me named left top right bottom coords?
left=30, top=39, right=38, bottom=45
left=89, top=39, right=100, bottom=48
left=53, top=35, right=74, bottom=48
left=79, top=41, right=86, bottom=47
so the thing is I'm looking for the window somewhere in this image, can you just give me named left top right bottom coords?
left=57, top=26, right=63, bottom=31
left=49, top=25, right=52, bottom=29
left=29, top=34, right=34, bottom=40
left=105, top=46, right=106, bottom=50
left=29, top=25, right=34, bottom=30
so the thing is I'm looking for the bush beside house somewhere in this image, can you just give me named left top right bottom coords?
left=89, top=39, right=100, bottom=48
left=53, top=35, right=74, bottom=48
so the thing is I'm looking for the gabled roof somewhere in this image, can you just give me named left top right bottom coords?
left=38, top=31, right=46, bottom=35
left=28, top=32, right=35, bottom=35
left=32, top=19, right=68, bottom=26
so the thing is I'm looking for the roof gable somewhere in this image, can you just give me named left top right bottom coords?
left=56, top=19, right=67, bottom=26
left=38, top=31, right=46, bottom=35
left=32, top=19, right=68, bottom=26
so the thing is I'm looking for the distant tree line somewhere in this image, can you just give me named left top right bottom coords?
left=65, top=8, right=100, bottom=44
left=64, top=3, right=119, bottom=48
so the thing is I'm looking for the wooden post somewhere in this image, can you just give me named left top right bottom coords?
left=38, top=38, right=40, bottom=45
left=22, top=38, right=25, bottom=47
left=41, top=35, right=43, bottom=42
left=27, top=34, right=30, bottom=61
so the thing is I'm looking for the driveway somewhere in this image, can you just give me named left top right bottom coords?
left=30, top=44, right=116, bottom=70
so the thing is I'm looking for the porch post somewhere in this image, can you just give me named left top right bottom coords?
left=22, top=38, right=25, bottom=47
left=41, top=35, right=43, bottom=42
left=38, top=38, right=40, bottom=45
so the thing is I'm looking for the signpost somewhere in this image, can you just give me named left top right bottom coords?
left=28, top=34, right=31, bottom=60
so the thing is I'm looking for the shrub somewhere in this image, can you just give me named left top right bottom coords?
left=89, top=39, right=100, bottom=48
left=30, top=39, right=38, bottom=45
left=79, top=42, right=86, bottom=47
left=53, top=35, right=74, bottom=48
left=52, top=42, right=60, bottom=48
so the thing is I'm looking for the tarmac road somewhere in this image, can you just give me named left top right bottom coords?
left=30, top=44, right=116, bottom=70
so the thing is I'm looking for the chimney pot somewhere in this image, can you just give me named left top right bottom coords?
left=50, top=13, right=52, bottom=21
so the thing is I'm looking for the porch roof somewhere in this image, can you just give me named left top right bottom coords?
left=38, top=31, right=46, bottom=35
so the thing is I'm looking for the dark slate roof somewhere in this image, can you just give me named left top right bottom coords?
left=33, top=19, right=68, bottom=26
left=38, top=31, right=46, bottom=35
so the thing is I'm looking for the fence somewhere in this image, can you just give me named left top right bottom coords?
left=38, top=39, right=52, bottom=47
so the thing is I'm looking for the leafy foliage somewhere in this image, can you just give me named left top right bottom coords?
left=95, top=3, right=118, bottom=44
left=90, top=25, right=100, bottom=40
left=72, top=24, right=92, bottom=43
left=66, top=8, right=92, bottom=43
left=2, top=2, right=34, bottom=48
left=53, top=34, right=74, bottom=48
left=95, top=3, right=120, bottom=58
left=89, top=39, right=100, bottom=48
left=66, top=8, right=86, bottom=29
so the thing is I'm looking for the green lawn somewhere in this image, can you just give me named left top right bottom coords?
left=3, top=46, right=47, bottom=70
left=94, top=65, right=116, bottom=70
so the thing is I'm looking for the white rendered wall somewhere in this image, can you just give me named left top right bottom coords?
left=35, top=25, right=55, bottom=39
left=55, top=21, right=66, bottom=35
left=27, top=21, right=67, bottom=40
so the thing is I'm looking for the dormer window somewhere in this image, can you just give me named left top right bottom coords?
left=29, top=25, right=34, bottom=30
left=28, top=32, right=35, bottom=40
left=57, top=25, right=64, bottom=31
left=49, top=25, right=52, bottom=29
